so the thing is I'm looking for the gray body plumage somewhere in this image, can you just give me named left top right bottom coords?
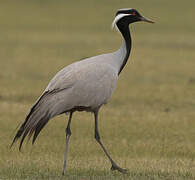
left=34, top=41, right=126, bottom=118
left=47, top=41, right=126, bottom=110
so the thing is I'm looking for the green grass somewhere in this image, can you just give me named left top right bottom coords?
left=1, top=0, right=195, bottom=179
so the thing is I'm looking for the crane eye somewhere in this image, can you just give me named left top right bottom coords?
left=132, top=12, right=136, bottom=16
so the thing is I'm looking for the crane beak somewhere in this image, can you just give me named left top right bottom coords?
left=140, top=16, right=155, bottom=23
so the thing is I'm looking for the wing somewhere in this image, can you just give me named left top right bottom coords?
left=45, top=53, right=117, bottom=93
left=45, top=63, right=78, bottom=92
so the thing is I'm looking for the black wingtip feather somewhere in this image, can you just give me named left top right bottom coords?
left=10, top=92, right=48, bottom=149
left=19, top=130, right=29, bottom=151
left=32, top=113, right=50, bottom=144
left=11, top=91, right=53, bottom=150
left=10, top=105, right=37, bottom=149
left=10, top=125, right=25, bottom=148
left=32, top=122, right=46, bottom=144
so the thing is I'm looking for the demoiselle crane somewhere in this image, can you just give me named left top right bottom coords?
left=11, top=8, right=154, bottom=174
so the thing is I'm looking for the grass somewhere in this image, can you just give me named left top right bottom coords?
left=0, top=0, right=195, bottom=179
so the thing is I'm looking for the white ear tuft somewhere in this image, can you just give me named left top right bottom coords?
left=111, top=13, right=131, bottom=31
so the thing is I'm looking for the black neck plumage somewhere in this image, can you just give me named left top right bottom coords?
left=117, top=24, right=132, bottom=75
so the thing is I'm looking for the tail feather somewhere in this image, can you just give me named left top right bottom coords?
left=10, top=107, right=37, bottom=147
left=10, top=91, right=53, bottom=150
left=19, top=129, right=29, bottom=151
left=10, top=124, right=25, bottom=148
left=32, top=115, right=49, bottom=144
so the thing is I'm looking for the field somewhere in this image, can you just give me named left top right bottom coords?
left=0, top=0, right=195, bottom=179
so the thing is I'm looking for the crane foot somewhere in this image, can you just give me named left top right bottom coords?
left=111, top=164, right=128, bottom=174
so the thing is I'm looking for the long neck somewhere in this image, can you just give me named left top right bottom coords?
left=117, top=25, right=132, bottom=75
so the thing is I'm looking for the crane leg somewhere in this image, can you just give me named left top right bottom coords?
left=62, top=111, right=73, bottom=175
left=94, top=110, right=127, bottom=173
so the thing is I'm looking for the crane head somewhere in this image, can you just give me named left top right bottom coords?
left=112, top=8, right=154, bottom=31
